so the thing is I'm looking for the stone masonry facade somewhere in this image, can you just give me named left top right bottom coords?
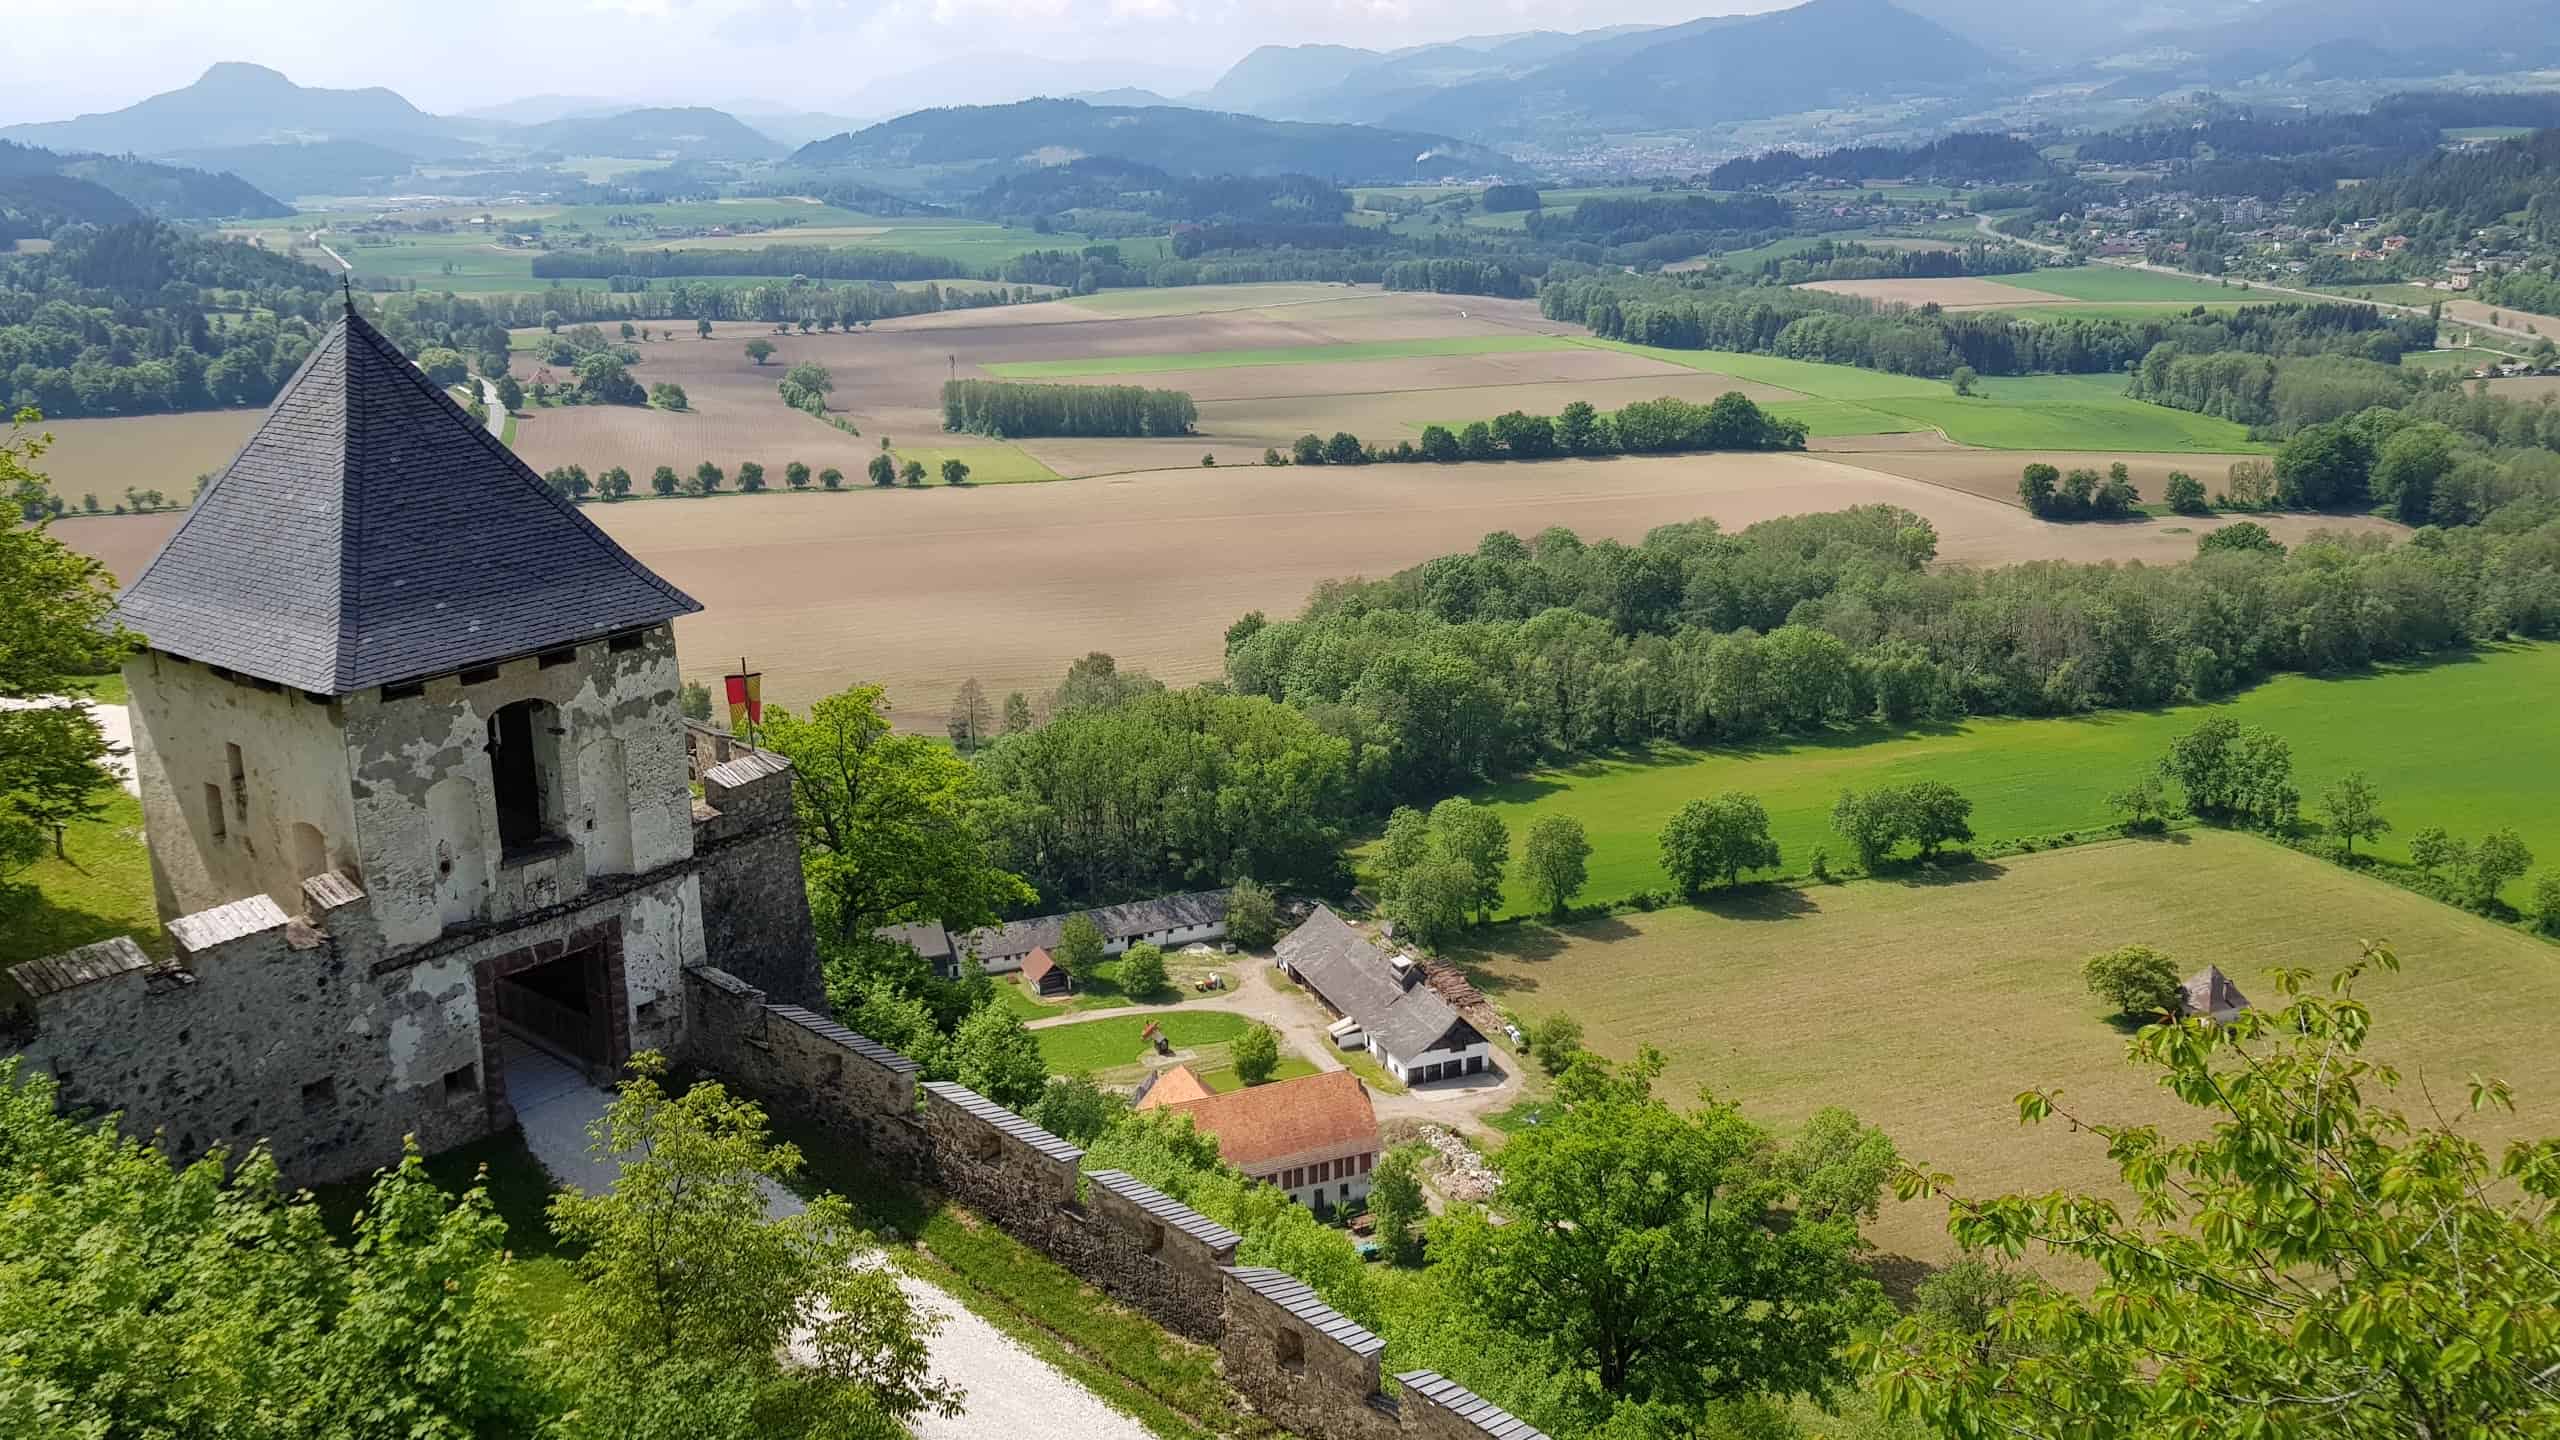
left=680, top=966, right=1546, bottom=1440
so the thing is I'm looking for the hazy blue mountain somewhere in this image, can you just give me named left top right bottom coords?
left=1067, top=88, right=1183, bottom=108
left=1236, top=27, right=1660, bottom=124
left=0, top=139, right=286, bottom=225
left=521, top=107, right=782, bottom=161
left=1386, top=0, right=2003, bottom=139
left=457, top=94, right=635, bottom=125
left=157, top=140, right=421, bottom=200
left=791, top=98, right=1516, bottom=183
left=1192, top=45, right=1389, bottom=114
left=0, top=62, right=458, bottom=154
left=2162, top=0, right=2560, bottom=68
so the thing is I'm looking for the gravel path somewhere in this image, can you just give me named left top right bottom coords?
left=505, top=1041, right=1154, bottom=1440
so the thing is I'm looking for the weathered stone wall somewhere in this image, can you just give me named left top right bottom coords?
left=6, top=877, right=491, bottom=1184
left=691, top=749, right=825, bottom=1010
left=1219, top=1276, right=1402, bottom=1440
left=678, top=964, right=1542, bottom=1439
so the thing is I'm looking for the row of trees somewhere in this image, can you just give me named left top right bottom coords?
left=532, top=451, right=978, bottom=503
left=1368, top=798, right=1596, bottom=939
left=2017, top=461, right=2144, bottom=520
left=1279, top=392, right=1807, bottom=469
left=1222, top=506, right=2560, bottom=807
left=939, top=378, right=1197, bottom=437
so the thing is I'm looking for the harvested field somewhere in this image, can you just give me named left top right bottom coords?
left=1455, top=832, right=2560, bottom=1267
left=1799, top=276, right=2050, bottom=308
left=1832, top=448, right=2273, bottom=506
left=28, top=410, right=263, bottom=504
left=2442, top=297, right=2560, bottom=338
left=1043, top=344, right=1679, bottom=405
left=985, top=334, right=1586, bottom=378
left=2489, top=375, right=2560, bottom=401
left=1062, top=284, right=1370, bottom=316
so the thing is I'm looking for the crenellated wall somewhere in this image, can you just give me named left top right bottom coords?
left=689, top=746, right=824, bottom=1010
left=677, top=964, right=1548, bottom=1440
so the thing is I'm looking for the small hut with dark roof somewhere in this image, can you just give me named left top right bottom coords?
left=2181, top=965, right=2251, bottom=1021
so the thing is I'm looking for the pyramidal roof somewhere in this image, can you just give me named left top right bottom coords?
left=113, top=306, right=699, bottom=695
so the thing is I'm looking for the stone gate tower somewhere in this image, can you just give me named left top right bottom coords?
left=3, top=305, right=815, bottom=1182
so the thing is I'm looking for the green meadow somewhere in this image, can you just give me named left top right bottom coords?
left=1398, top=644, right=2560, bottom=917
left=984, top=334, right=1585, bottom=378
left=1586, top=341, right=2262, bottom=451
left=1987, top=267, right=2267, bottom=304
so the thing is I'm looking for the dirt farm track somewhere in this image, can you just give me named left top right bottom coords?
left=59, top=456, right=2394, bottom=731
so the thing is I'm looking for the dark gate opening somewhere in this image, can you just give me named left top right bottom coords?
left=493, top=945, right=608, bottom=1066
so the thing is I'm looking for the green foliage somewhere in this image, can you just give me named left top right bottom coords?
left=942, top=379, right=1195, bottom=437
left=779, top=362, right=833, bottom=416
left=784, top=460, right=811, bottom=490
left=1230, top=1022, right=1281, bottom=1086
left=1868, top=945, right=2560, bottom=1440
left=899, top=459, right=927, bottom=487
left=2081, top=943, right=2183, bottom=1019
left=2466, top=827, right=2535, bottom=910
left=2160, top=716, right=2298, bottom=830
left=1783, top=1107, right=1898, bottom=1226
left=1830, top=781, right=1974, bottom=869
left=0, top=413, right=126, bottom=888
left=1369, top=1143, right=1429, bottom=1265
left=820, top=466, right=843, bottom=489
left=1030, top=1075, right=1123, bottom=1146
left=951, top=1000, right=1048, bottom=1110
left=690, top=460, right=724, bottom=495
left=0, top=701, right=119, bottom=859
left=1660, top=792, right=1781, bottom=895
left=1529, top=1014, right=1586, bottom=1077
left=1433, top=1049, right=1883, bottom=1422
left=546, top=1057, right=961, bottom=1440
left=1054, top=913, right=1107, bottom=985
left=1522, top=813, right=1593, bottom=918
left=1115, top=941, right=1167, bottom=998
left=2535, top=871, right=2560, bottom=935
left=2197, top=519, right=2285, bottom=556
left=1429, top=797, right=1511, bottom=923
left=758, top=684, right=1034, bottom=947
left=2106, top=774, right=2172, bottom=833
left=1224, top=875, right=1280, bottom=948
left=0, top=1060, right=540, bottom=1438
left=736, top=460, right=766, bottom=493
left=2320, top=769, right=2390, bottom=859
left=743, top=338, right=775, bottom=364
left=1392, top=857, right=1478, bottom=949
left=940, top=458, right=970, bottom=486
left=2163, top=470, right=2208, bottom=514
left=650, top=464, right=678, bottom=496
left=866, top=452, right=896, bottom=487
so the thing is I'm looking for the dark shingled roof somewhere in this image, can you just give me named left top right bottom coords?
left=111, top=307, right=699, bottom=695
left=1395, top=1371, right=1552, bottom=1440
left=1276, top=906, right=1483, bottom=1065
left=1223, top=1266, right=1384, bottom=1357
left=962, top=889, right=1231, bottom=961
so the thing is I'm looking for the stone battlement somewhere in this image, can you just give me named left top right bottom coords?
left=678, top=964, right=1546, bottom=1440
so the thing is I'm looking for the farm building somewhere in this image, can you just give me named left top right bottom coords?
left=872, top=921, right=958, bottom=972
left=1143, top=1066, right=1381, bottom=1215
left=1275, top=907, right=1489, bottom=1085
left=1020, top=945, right=1071, bottom=997
left=2182, top=964, right=2251, bottom=1022
left=953, top=889, right=1232, bottom=975
left=1133, top=1062, right=1216, bottom=1110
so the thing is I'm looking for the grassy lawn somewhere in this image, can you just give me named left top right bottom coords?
left=1399, top=643, right=2560, bottom=916
left=1338, top=1050, right=1408, bottom=1096
left=1449, top=831, right=2560, bottom=1267
left=878, top=442, right=1059, bottom=486
left=985, top=335, right=1585, bottom=379
left=1592, top=340, right=2261, bottom=451
left=1986, top=267, right=2266, bottom=304
left=2, top=789, right=160, bottom=966
left=1194, top=1055, right=1321, bottom=1092
left=1034, top=1011, right=1253, bottom=1076
left=2404, top=347, right=2511, bottom=372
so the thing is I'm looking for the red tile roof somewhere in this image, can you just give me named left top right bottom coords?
left=1021, top=946, right=1060, bottom=985
left=1163, top=1069, right=1378, bottom=1171
left=1134, top=1063, right=1215, bottom=1110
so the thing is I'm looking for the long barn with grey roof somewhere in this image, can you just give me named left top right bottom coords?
left=1275, top=906, right=1489, bottom=1086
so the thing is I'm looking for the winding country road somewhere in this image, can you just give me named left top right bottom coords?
left=477, top=377, right=507, bottom=438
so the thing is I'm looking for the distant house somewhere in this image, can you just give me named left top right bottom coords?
left=1275, top=907, right=1488, bottom=1085
left=873, top=922, right=957, bottom=972
left=2182, top=965, right=2250, bottom=1022
left=1021, top=945, right=1071, bottom=998
left=1150, top=1067, right=1381, bottom=1214
left=959, top=890, right=1232, bottom=975
left=1133, top=1062, right=1215, bottom=1110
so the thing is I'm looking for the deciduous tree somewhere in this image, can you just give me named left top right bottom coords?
left=1224, top=876, right=1280, bottom=948
left=1429, top=797, right=1510, bottom=923
left=1116, top=942, right=1167, bottom=998
left=1368, top=1143, right=1429, bottom=1265
left=1521, top=814, right=1591, bottom=919
left=949, top=1002, right=1046, bottom=1109
left=1230, top=1022, right=1280, bottom=1086
left=1869, top=945, right=2560, bottom=1440
left=1054, top=913, right=1107, bottom=986
left=547, top=1057, right=963, bottom=1440
left=2319, top=769, right=2389, bottom=860
left=1660, top=792, right=1781, bottom=895
left=2082, top=943, right=2182, bottom=1020
left=743, top=338, right=776, bottom=365
left=946, top=677, right=991, bottom=754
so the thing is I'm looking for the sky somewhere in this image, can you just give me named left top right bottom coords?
left=0, top=0, right=1789, bottom=125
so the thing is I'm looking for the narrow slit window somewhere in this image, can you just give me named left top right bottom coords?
left=225, top=743, right=246, bottom=821
left=204, top=782, right=227, bottom=841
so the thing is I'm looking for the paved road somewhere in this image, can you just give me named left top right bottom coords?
left=476, top=377, right=507, bottom=439
left=4, top=697, right=134, bottom=795
left=506, top=1039, right=1155, bottom=1440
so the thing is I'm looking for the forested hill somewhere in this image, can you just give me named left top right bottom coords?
left=522, top=107, right=783, bottom=162
left=1708, top=133, right=2051, bottom=189
left=2302, top=128, right=2560, bottom=234
left=1, top=221, right=341, bottom=419
left=0, top=141, right=287, bottom=237
left=788, top=99, right=1518, bottom=183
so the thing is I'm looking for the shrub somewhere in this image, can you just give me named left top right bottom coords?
left=1116, top=943, right=1167, bottom=998
left=1230, top=1023, right=1280, bottom=1086
left=2083, top=944, right=2183, bottom=1020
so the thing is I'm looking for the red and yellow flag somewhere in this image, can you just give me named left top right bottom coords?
left=723, top=671, right=762, bottom=733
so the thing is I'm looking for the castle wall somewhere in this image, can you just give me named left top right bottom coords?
left=342, top=625, right=693, bottom=953
left=125, top=652, right=359, bottom=923
left=7, top=878, right=491, bottom=1182
left=678, top=965, right=1541, bottom=1440
left=691, top=749, right=824, bottom=1009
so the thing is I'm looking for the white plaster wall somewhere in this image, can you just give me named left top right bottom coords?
left=342, top=626, right=693, bottom=953
left=618, top=875, right=705, bottom=1055
left=383, top=953, right=482, bottom=1091
left=125, top=652, right=358, bottom=921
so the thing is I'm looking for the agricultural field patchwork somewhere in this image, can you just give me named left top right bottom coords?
left=984, top=334, right=1587, bottom=378
left=1453, top=831, right=2560, bottom=1265
left=1423, top=643, right=2557, bottom=916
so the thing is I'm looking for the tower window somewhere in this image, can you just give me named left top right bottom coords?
left=459, top=665, right=500, bottom=686
left=538, top=647, right=578, bottom=669
left=607, top=631, right=646, bottom=653
left=225, top=743, right=246, bottom=822
left=381, top=681, right=425, bottom=702
left=487, top=699, right=566, bottom=857
left=204, top=783, right=227, bottom=841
